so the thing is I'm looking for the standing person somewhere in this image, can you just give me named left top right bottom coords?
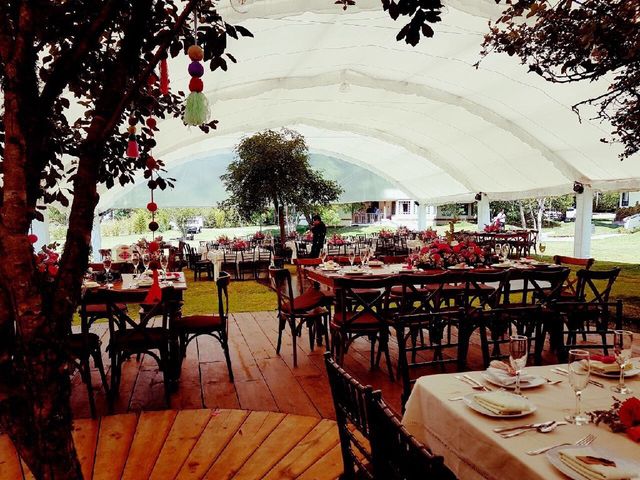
left=494, top=209, right=506, bottom=230
left=310, top=214, right=327, bottom=257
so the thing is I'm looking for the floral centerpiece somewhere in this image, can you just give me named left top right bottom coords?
left=589, top=397, right=640, bottom=442
left=302, top=230, right=313, bottom=242
left=134, top=237, right=149, bottom=253
left=411, top=239, right=485, bottom=269
left=35, top=243, right=60, bottom=278
left=328, top=233, right=345, bottom=246
left=231, top=238, right=249, bottom=251
left=253, top=231, right=265, bottom=241
left=217, top=235, right=230, bottom=245
left=484, top=223, right=500, bottom=233
left=418, top=228, right=438, bottom=243
left=286, top=231, right=298, bottom=240
left=396, top=226, right=410, bottom=236
left=378, top=228, right=394, bottom=239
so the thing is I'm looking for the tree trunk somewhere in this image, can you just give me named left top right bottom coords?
left=518, top=201, right=527, bottom=229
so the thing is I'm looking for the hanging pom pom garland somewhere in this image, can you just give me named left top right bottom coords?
left=126, top=116, right=139, bottom=158
left=182, top=13, right=210, bottom=126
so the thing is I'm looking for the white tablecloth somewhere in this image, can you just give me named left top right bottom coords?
left=285, top=240, right=298, bottom=260
left=402, top=365, right=640, bottom=480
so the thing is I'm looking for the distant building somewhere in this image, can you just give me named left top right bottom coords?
left=352, top=200, right=475, bottom=226
left=620, top=192, right=640, bottom=208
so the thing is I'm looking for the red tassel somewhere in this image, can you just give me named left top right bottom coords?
left=126, top=139, right=139, bottom=158
left=160, top=58, right=169, bottom=95
left=144, top=270, right=162, bottom=304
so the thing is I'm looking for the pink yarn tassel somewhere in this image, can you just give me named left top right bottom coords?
left=126, top=139, right=139, bottom=158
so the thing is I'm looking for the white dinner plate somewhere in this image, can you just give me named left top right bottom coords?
left=447, top=265, right=474, bottom=270
left=590, top=366, right=640, bottom=378
left=546, top=445, right=640, bottom=480
left=491, top=263, right=512, bottom=269
left=481, top=373, right=547, bottom=390
left=462, top=393, right=536, bottom=418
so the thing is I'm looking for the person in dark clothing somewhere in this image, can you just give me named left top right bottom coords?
left=310, top=214, right=327, bottom=258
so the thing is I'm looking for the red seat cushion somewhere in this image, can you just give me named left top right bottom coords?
left=84, top=303, right=127, bottom=314
left=282, top=289, right=326, bottom=313
left=176, top=315, right=223, bottom=329
left=332, top=311, right=381, bottom=328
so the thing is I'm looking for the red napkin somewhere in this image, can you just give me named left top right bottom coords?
left=144, top=269, right=162, bottom=304
left=590, top=354, right=616, bottom=364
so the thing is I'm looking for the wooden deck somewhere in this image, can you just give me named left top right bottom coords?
left=68, top=310, right=640, bottom=420
left=0, top=409, right=342, bottom=479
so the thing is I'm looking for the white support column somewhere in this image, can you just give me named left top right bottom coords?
left=417, top=202, right=427, bottom=230
left=573, top=186, right=594, bottom=258
left=30, top=210, right=50, bottom=246
left=476, top=194, right=491, bottom=231
left=91, top=214, right=102, bottom=261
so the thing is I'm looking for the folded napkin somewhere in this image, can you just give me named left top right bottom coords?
left=485, top=367, right=536, bottom=386
left=585, top=359, right=633, bottom=374
left=83, top=281, right=100, bottom=288
left=473, top=391, right=531, bottom=415
left=558, top=447, right=638, bottom=480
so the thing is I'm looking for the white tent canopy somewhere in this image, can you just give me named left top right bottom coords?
left=97, top=0, right=640, bottom=212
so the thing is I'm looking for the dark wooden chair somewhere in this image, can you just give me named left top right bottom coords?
left=106, top=287, right=181, bottom=408
left=80, top=287, right=128, bottom=333
left=324, top=352, right=374, bottom=480
left=366, top=390, right=455, bottom=480
left=221, top=250, right=239, bottom=279
left=237, top=248, right=256, bottom=280
left=332, top=276, right=394, bottom=381
left=173, top=271, right=233, bottom=381
left=66, top=331, right=109, bottom=418
left=553, top=255, right=595, bottom=298
left=554, top=267, right=622, bottom=359
left=269, top=267, right=330, bottom=367
left=254, top=248, right=272, bottom=279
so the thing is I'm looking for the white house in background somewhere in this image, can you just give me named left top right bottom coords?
left=352, top=200, right=475, bottom=226
left=620, top=192, right=640, bottom=208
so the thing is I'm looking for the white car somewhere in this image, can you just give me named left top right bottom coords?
left=564, top=207, right=576, bottom=222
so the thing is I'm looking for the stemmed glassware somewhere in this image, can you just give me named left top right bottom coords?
left=612, top=330, right=633, bottom=395
left=348, top=251, right=355, bottom=269
left=160, top=252, right=169, bottom=280
left=142, top=253, right=150, bottom=274
left=509, top=335, right=528, bottom=396
left=103, top=255, right=113, bottom=289
left=566, top=349, right=590, bottom=425
left=360, top=247, right=369, bottom=269
left=319, top=247, right=327, bottom=265
left=131, top=252, right=140, bottom=279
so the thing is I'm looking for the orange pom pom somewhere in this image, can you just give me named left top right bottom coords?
left=127, top=125, right=137, bottom=134
left=188, top=45, right=204, bottom=61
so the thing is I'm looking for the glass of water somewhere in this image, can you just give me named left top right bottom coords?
left=612, top=330, right=633, bottom=395
left=509, top=335, right=528, bottom=396
left=566, top=349, right=590, bottom=425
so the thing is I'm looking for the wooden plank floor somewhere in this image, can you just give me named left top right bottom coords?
left=0, top=409, right=342, bottom=480
left=68, top=310, right=640, bottom=420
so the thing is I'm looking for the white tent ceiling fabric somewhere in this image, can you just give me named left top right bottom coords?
left=97, top=0, right=640, bottom=210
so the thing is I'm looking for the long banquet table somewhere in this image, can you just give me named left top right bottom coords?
left=402, top=365, right=640, bottom=480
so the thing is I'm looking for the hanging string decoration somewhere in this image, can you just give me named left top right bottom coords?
left=183, top=12, right=210, bottom=126
left=160, top=57, right=170, bottom=95
left=126, top=116, right=139, bottom=158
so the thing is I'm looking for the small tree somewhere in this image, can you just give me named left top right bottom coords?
left=221, top=129, right=342, bottom=246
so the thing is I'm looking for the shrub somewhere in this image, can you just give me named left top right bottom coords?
left=615, top=204, right=640, bottom=221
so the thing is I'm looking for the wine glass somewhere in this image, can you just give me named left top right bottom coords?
left=160, top=253, right=169, bottom=280
left=509, top=335, right=528, bottom=396
left=538, top=243, right=546, bottom=254
left=501, top=244, right=510, bottom=259
left=612, top=330, right=633, bottom=395
left=319, top=247, right=327, bottom=265
left=566, top=349, right=590, bottom=425
left=142, top=253, right=150, bottom=274
left=131, top=252, right=140, bottom=279
left=348, top=251, right=355, bottom=268
left=103, top=255, right=113, bottom=289
left=361, top=247, right=369, bottom=268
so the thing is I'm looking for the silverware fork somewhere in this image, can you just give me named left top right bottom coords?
left=526, top=433, right=595, bottom=455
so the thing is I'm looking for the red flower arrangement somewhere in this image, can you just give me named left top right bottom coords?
left=589, top=397, right=640, bottom=442
left=418, top=228, right=438, bottom=242
left=396, top=226, right=410, bottom=236
left=217, top=235, right=230, bottom=245
left=35, top=243, right=60, bottom=278
left=378, top=228, right=394, bottom=239
left=484, top=223, right=500, bottom=233
left=253, top=231, right=265, bottom=241
left=328, top=233, right=345, bottom=246
left=302, top=230, right=313, bottom=242
left=411, top=239, right=485, bottom=269
left=231, top=238, right=249, bottom=251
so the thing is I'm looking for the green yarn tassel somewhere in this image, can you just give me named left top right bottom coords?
left=183, top=92, right=210, bottom=126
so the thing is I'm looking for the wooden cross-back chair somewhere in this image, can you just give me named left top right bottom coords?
left=324, top=352, right=374, bottom=480
left=269, top=267, right=329, bottom=366
left=332, top=276, right=394, bottom=380
left=394, top=272, right=466, bottom=408
left=553, top=255, right=595, bottom=298
left=106, top=287, right=181, bottom=407
left=366, top=390, right=456, bottom=480
left=554, top=267, right=622, bottom=359
left=173, top=271, right=233, bottom=381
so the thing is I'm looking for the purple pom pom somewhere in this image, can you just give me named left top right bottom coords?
left=188, top=61, right=205, bottom=78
